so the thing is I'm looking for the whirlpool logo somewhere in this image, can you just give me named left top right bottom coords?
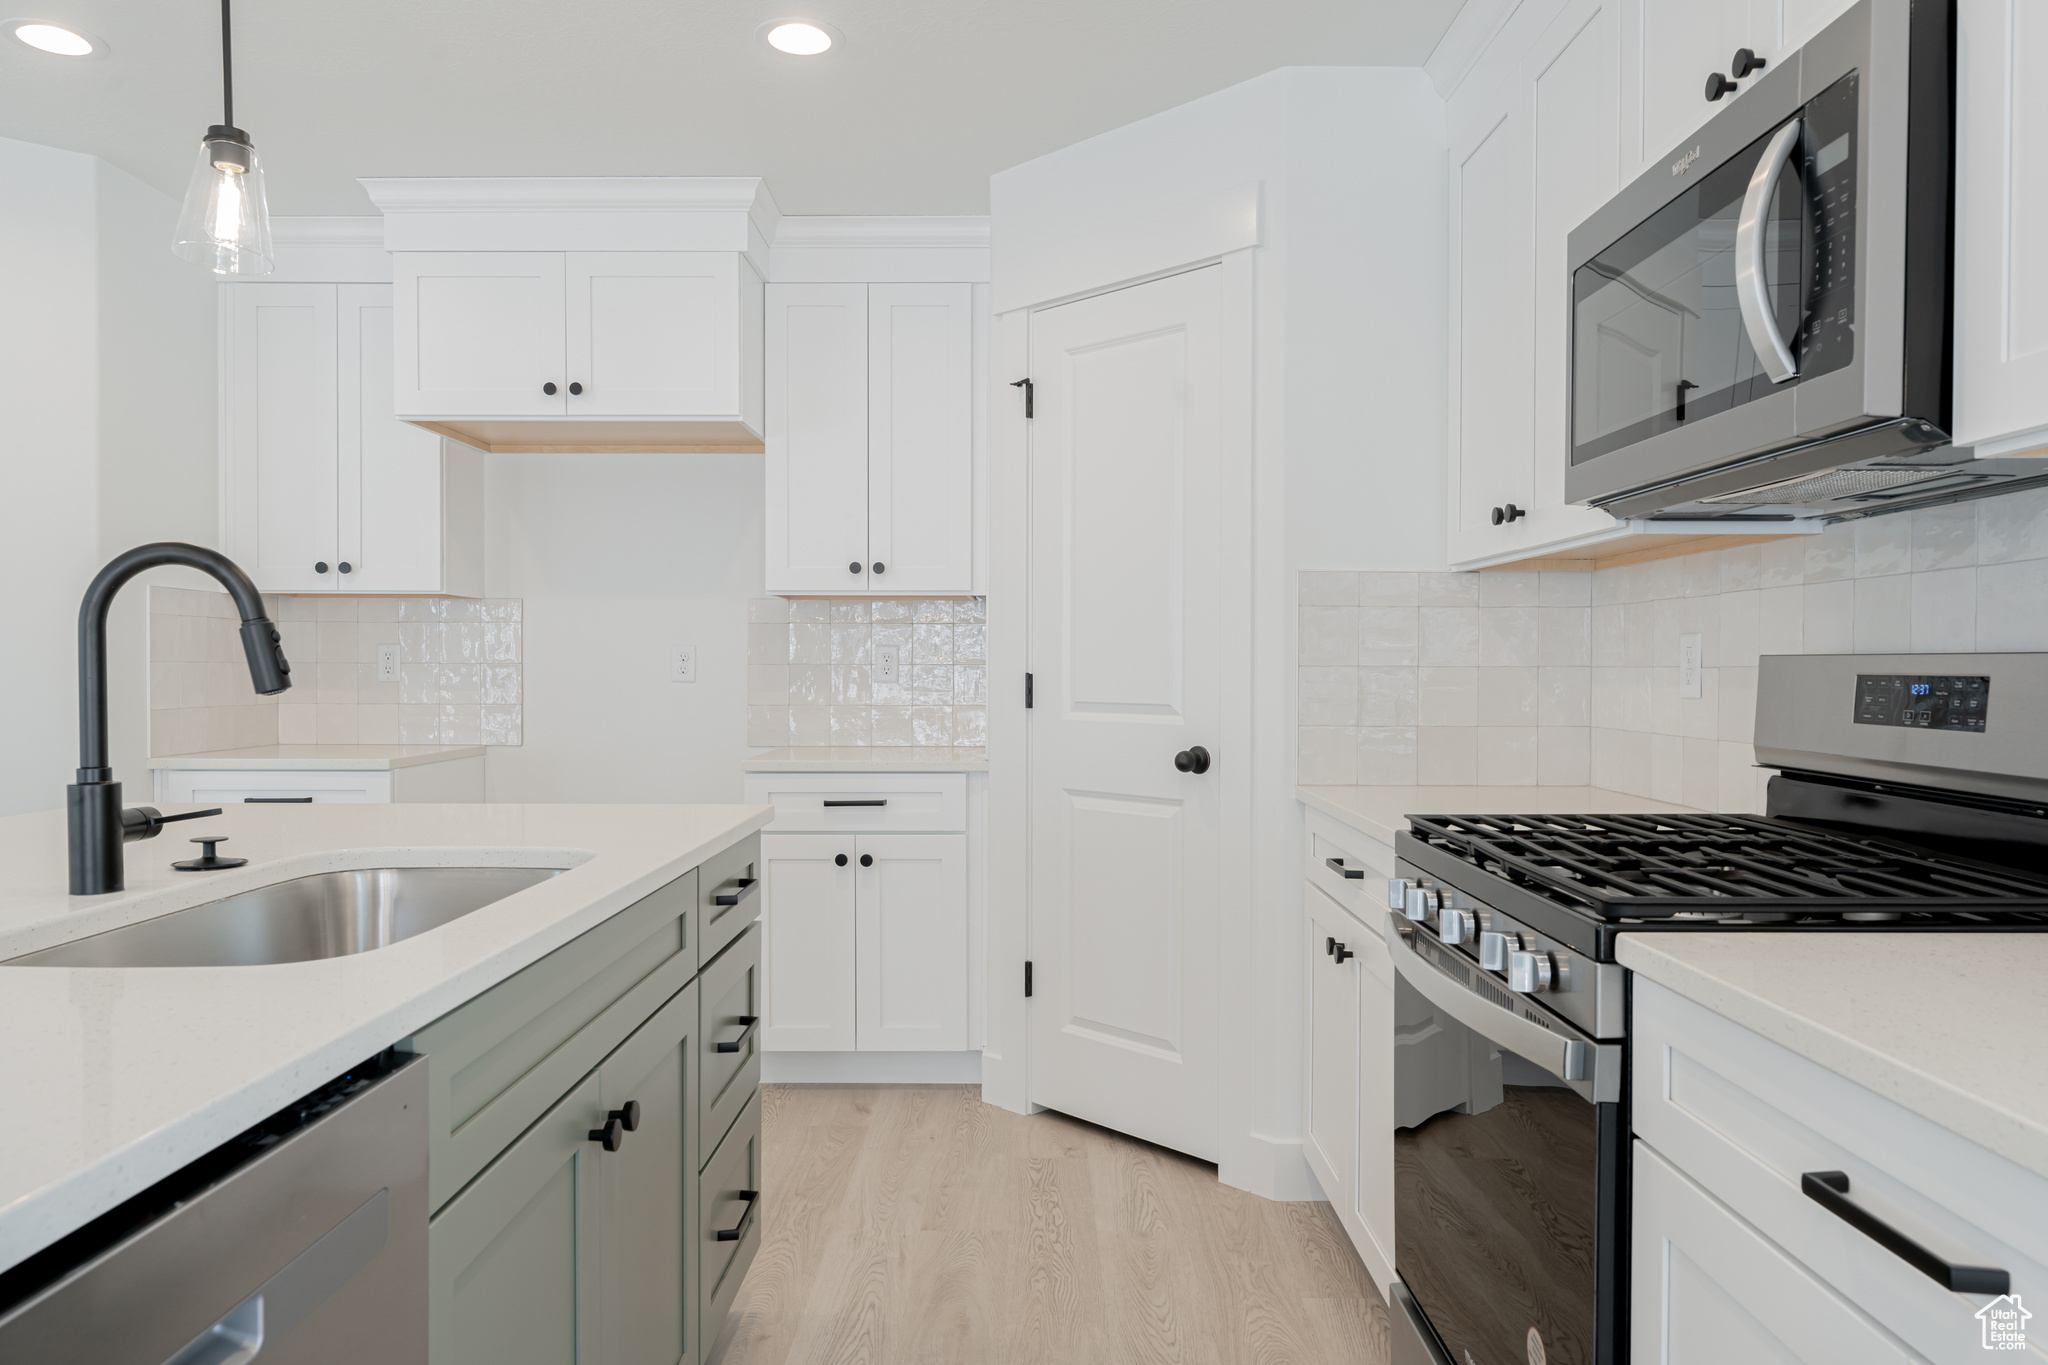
left=1671, top=145, right=1703, bottom=176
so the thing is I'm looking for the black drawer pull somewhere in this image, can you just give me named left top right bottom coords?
left=245, top=796, right=314, bottom=802
left=822, top=799, right=887, bottom=807
left=1800, top=1171, right=2009, bottom=1294
left=715, top=1016, right=759, bottom=1054
left=716, top=1189, right=760, bottom=1242
left=1324, top=856, right=1365, bottom=879
left=713, top=877, right=759, bottom=908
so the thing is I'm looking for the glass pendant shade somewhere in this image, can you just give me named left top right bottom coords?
left=173, top=126, right=273, bottom=275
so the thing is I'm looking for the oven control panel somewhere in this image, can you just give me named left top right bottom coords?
left=1853, top=673, right=1989, bottom=732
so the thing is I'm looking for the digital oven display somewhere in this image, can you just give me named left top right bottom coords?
left=1853, top=675, right=1989, bottom=732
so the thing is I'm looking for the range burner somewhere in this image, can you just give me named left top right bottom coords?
left=1403, top=812, right=2048, bottom=923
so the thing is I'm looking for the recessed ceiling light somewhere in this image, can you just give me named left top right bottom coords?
left=758, top=19, right=839, bottom=56
left=7, top=18, right=104, bottom=56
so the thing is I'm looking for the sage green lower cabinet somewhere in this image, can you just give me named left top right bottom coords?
left=429, top=1070, right=602, bottom=1365
left=699, top=922, right=761, bottom=1164
left=699, top=1088, right=763, bottom=1349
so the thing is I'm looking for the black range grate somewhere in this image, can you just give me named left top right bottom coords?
left=1403, top=812, right=2048, bottom=921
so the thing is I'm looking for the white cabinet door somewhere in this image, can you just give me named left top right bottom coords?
left=393, top=252, right=565, bottom=417
left=867, top=284, right=973, bottom=595
left=765, top=284, right=871, bottom=593
left=1632, top=1141, right=1921, bottom=1363
left=760, top=833, right=857, bottom=1051
left=225, top=283, right=339, bottom=594
left=1629, top=0, right=1754, bottom=173
left=1955, top=0, right=2048, bottom=453
left=1303, top=884, right=1359, bottom=1219
left=339, top=285, right=445, bottom=594
left=854, top=833, right=967, bottom=1051
left=1353, top=918, right=1396, bottom=1282
left=566, top=252, right=739, bottom=417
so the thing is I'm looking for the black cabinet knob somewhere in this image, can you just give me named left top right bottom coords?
left=314, top=561, right=329, bottom=574
left=872, top=562, right=885, bottom=575
left=543, top=381, right=558, bottom=395
left=1705, top=70, right=1739, bottom=101
left=1490, top=504, right=1526, bottom=526
left=835, top=853, right=848, bottom=867
left=1731, top=47, right=1767, bottom=78
left=338, top=562, right=352, bottom=574
left=860, top=853, right=873, bottom=867
left=569, top=382, right=583, bottom=395
left=608, top=1101, right=640, bottom=1133
left=849, top=562, right=862, bottom=574
left=1174, top=745, right=1211, bottom=774
left=1334, top=942, right=1355, bottom=963
left=588, top=1116, right=623, bottom=1151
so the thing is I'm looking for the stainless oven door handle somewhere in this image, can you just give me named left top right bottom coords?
left=1734, top=117, right=1804, bottom=384
left=1387, top=914, right=1620, bottom=1103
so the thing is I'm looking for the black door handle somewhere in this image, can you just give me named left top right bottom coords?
left=835, top=854, right=848, bottom=867
left=588, top=1116, right=623, bottom=1151
left=338, top=562, right=352, bottom=574
left=608, top=1101, right=641, bottom=1133
left=543, top=381, right=558, bottom=395
left=1800, top=1172, right=2009, bottom=1294
left=872, top=562, right=885, bottom=574
left=716, top=1190, right=760, bottom=1242
left=823, top=799, right=887, bottom=807
left=568, top=382, right=583, bottom=395
left=849, top=561, right=862, bottom=574
left=1706, top=70, right=1739, bottom=101
left=716, top=1016, right=759, bottom=1054
left=713, top=877, right=759, bottom=908
left=1174, top=746, right=1211, bottom=774
left=1325, top=857, right=1365, bottom=880
left=1490, top=504, right=1526, bottom=526
left=1333, top=942, right=1354, bottom=963
left=1731, top=47, right=1766, bottom=77
left=314, top=561, right=329, bottom=574
left=244, top=796, right=313, bottom=803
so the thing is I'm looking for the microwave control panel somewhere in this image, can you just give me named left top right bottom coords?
left=1853, top=674, right=1989, bottom=732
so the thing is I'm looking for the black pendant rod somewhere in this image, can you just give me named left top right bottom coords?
left=220, top=0, right=234, bottom=128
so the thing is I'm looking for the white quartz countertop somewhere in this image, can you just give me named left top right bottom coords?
left=146, top=744, right=485, bottom=771
left=1618, top=933, right=2048, bottom=1183
left=742, top=745, right=988, bottom=772
left=0, top=800, right=772, bottom=1274
left=1298, top=785, right=1697, bottom=846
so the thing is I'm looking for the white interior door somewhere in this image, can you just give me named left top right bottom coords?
left=339, top=285, right=443, bottom=593
left=855, top=833, right=967, bottom=1051
left=393, top=251, right=565, bottom=416
left=1026, top=265, right=1222, bottom=1162
left=566, top=252, right=737, bottom=417
left=765, top=283, right=870, bottom=593
left=760, top=833, right=857, bottom=1051
left=867, top=283, right=973, bottom=594
left=226, top=283, right=338, bottom=594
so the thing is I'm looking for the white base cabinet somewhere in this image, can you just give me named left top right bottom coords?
left=222, top=282, right=484, bottom=597
left=1298, top=805, right=1397, bottom=1295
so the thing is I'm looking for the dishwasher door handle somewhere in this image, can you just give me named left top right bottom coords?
left=162, top=1299, right=263, bottom=1365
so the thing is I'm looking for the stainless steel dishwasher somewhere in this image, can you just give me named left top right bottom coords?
left=0, top=1053, right=426, bottom=1364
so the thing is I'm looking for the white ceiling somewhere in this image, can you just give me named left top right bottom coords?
left=0, top=0, right=1465, bottom=217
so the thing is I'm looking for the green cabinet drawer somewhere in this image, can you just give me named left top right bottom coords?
left=697, top=834, right=760, bottom=971
left=698, top=922, right=761, bottom=1166
left=408, top=869, right=698, bottom=1211
left=699, top=1087, right=762, bottom=1356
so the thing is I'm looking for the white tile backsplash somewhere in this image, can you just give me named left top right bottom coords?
left=747, top=598, right=986, bottom=747
left=148, top=588, right=522, bottom=756
left=1298, top=494, right=2048, bottom=810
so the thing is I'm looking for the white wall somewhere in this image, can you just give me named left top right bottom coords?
left=0, top=137, right=219, bottom=819
left=986, top=68, right=1448, bottom=1198
left=482, top=452, right=764, bottom=804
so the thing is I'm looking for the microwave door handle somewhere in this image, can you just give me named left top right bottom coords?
left=1734, top=117, right=1804, bottom=384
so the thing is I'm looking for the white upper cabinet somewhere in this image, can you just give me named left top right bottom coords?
left=224, top=282, right=483, bottom=596
left=390, top=249, right=764, bottom=451
left=1627, top=0, right=1755, bottom=173
left=1954, top=0, right=2048, bottom=455
left=765, top=282, right=974, bottom=595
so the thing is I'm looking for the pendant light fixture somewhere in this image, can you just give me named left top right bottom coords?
left=172, top=0, right=272, bottom=274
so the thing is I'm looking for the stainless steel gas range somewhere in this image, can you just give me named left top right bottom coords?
left=1382, top=653, right=2048, bottom=1365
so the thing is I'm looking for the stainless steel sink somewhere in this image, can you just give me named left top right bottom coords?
left=8, top=866, right=566, bottom=968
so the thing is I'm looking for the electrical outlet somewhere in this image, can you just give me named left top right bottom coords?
left=875, top=644, right=899, bottom=683
left=1678, top=633, right=1703, bottom=699
left=376, top=644, right=400, bottom=683
left=671, top=646, right=696, bottom=684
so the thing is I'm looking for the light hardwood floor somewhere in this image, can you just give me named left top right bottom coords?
left=707, top=1085, right=1390, bottom=1365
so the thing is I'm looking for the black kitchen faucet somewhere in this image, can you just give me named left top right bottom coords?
left=68, top=543, right=291, bottom=895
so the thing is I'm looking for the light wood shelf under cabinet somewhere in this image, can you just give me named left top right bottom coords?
left=1479, top=529, right=1815, bottom=572
left=407, top=417, right=765, bottom=455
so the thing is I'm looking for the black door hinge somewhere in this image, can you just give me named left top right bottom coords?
left=1024, top=960, right=1034, bottom=997
left=1025, top=672, right=1033, bottom=709
left=1010, top=377, right=1033, bottom=417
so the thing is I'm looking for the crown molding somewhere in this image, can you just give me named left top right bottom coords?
left=772, top=216, right=990, bottom=250
left=1424, top=0, right=1519, bottom=99
left=358, top=176, right=782, bottom=235
left=269, top=216, right=385, bottom=247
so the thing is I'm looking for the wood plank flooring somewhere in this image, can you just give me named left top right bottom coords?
left=708, top=1085, right=1390, bottom=1365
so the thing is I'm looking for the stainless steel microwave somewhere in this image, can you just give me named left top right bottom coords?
left=1564, top=0, right=2041, bottom=520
